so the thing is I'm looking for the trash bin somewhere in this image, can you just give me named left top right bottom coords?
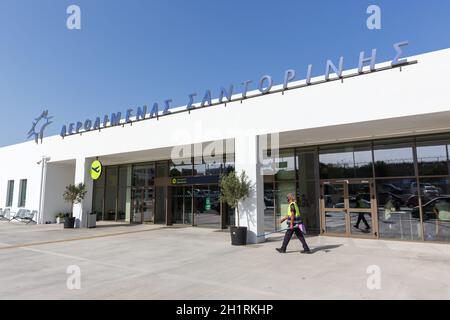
left=88, top=212, right=97, bottom=228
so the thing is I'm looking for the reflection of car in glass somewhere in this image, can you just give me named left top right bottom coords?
left=410, top=182, right=441, bottom=197
left=412, top=196, right=450, bottom=220
left=406, top=193, right=437, bottom=208
left=335, top=198, right=371, bottom=209
left=381, top=183, right=403, bottom=194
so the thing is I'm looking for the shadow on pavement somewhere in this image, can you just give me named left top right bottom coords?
left=284, top=244, right=343, bottom=254
left=94, top=223, right=141, bottom=229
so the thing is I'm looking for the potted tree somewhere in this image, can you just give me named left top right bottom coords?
left=220, top=170, right=251, bottom=246
left=55, top=213, right=67, bottom=224
left=63, top=183, right=87, bottom=229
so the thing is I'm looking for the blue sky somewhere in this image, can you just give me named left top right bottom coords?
left=0, top=0, right=449, bottom=146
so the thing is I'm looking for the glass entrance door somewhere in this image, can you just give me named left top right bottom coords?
left=321, top=182, right=347, bottom=235
left=172, top=186, right=192, bottom=225
left=320, top=180, right=377, bottom=238
left=193, top=185, right=221, bottom=228
left=348, top=181, right=376, bottom=237
left=131, top=187, right=154, bottom=223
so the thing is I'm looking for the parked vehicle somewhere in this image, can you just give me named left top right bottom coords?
left=412, top=196, right=450, bottom=220
left=410, top=182, right=441, bottom=197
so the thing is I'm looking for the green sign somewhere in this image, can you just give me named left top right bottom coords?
left=205, top=197, right=211, bottom=211
left=171, top=178, right=188, bottom=185
left=278, top=161, right=288, bottom=169
left=90, top=160, right=103, bottom=180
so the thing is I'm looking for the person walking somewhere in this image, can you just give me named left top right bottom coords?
left=276, top=193, right=311, bottom=254
left=354, top=196, right=370, bottom=230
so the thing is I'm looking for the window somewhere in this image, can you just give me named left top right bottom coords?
left=376, top=178, right=422, bottom=241
left=193, top=156, right=223, bottom=176
left=275, top=149, right=297, bottom=181
left=132, top=164, right=155, bottom=187
left=5, top=180, right=14, bottom=207
left=104, top=167, right=118, bottom=221
left=419, top=177, right=450, bottom=242
left=416, top=143, right=448, bottom=176
left=93, top=170, right=106, bottom=220
left=169, top=158, right=193, bottom=177
left=373, top=140, right=415, bottom=177
left=156, top=161, right=169, bottom=178
left=18, top=179, right=27, bottom=207
left=319, top=144, right=373, bottom=179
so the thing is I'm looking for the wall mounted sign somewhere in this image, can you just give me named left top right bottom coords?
left=171, top=175, right=219, bottom=186
left=90, top=160, right=103, bottom=180
left=60, top=41, right=412, bottom=138
left=28, top=110, right=53, bottom=144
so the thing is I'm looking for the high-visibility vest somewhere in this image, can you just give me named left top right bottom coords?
left=356, top=199, right=365, bottom=208
left=286, top=201, right=302, bottom=226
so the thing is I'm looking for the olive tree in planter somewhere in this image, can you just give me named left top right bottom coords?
left=219, top=170, right=251, bottom=246
left=55, top=212, right=68, bottom=224
left=63, top=183, right=87, bottom=229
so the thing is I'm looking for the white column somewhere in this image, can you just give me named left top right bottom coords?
left=125, top=165, right=132, bottom=223
left=234, top=135, right=265, bottom=244
left=73, top=157, right=93, bottom=228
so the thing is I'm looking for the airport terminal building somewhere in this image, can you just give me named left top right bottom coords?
left=1, top=46, right=450, bottom=244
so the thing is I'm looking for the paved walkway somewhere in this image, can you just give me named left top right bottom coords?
left=0, top=221, right=449, bottom=299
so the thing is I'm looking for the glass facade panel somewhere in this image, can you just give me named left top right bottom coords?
left=104, top=167, right=118, bottom=221
left=172, top=187, right=185, bottom=224
left=172, top=186, right=194, bottom=225
left=416, top=144, right=448, bottom=176
left=275, top=181, right=297, bottom=231
left=297, top=150, right=320, bottom=233
left=155, top=186, right=166, bottom=224
left=133, top=164, right=155, bottom=187
left=170, top=159, right=193, bottom=177
left=184, top=187, right=193, bottom=224
left=117, top=166, right=129, bottom=221
left=374, top=141, right=415, bottom=177
left=93, top=172, right=105, bottom=220
left=193, top=156, right=223, bottom=176
left=193, top=185, right=220, bottom=228
left=419, top=177, right=450, bottom=242
left=324, top=211, right=346, bottom=234
left=156, top=161, right=168, bottom=178
left=350, top=212, right=373, bottom=235
left=319, top=144, right=372, bottom=179
left=275, top=149, right=297, bottom=181
left=263, top=178, right=275, bottom=232
left=323, top=184, right=344, bottom=209
left=376, top=178, right=422, bottom=241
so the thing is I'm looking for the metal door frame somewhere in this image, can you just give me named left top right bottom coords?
left=320, top=179, right=378, bottom=238
left=131, top=186, right=155, bottom=223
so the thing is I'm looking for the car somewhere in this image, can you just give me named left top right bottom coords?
left=381, top=183, right=403, bottom=194
left=335, top=198, right=371, bottom=209
left=411, top=196, right=450, bottom=220
left=406, top=194, right=436, bottom=208
left=410, top=182, right=441, bottom=197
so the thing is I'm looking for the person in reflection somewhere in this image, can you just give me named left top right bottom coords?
left=354, top=196, right=370, bottom=230
left=276, top=193, right=311, bottom=254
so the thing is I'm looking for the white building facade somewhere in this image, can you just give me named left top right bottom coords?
left=1, top=47, right=450, bottom=244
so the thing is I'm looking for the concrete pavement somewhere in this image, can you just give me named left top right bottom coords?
left=0, top=221, right=449, bottom=299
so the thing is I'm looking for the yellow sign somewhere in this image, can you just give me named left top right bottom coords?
left=90, top=160, right=102, bottom=180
